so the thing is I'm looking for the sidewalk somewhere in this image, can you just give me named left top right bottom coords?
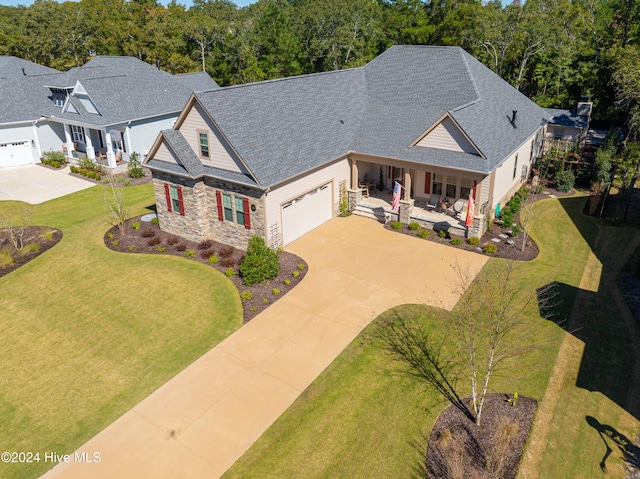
left=42, top=216, right=487, bottom=478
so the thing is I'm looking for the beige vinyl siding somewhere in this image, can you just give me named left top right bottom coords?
left=413, top=166, right=483, bottom=202
left=179, top=102, right=243, bottom=174
left=491, top=130, right=539, bottom=212
left=544, top=125, right=581, bottom=142
left=416, top=117, right=479, bottom=155
left=264, top=158, right=350, bottom=248
left=153, top=142, right=181, bottom=166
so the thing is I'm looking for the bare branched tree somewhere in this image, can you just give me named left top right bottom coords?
left=452, top=261, right=557, bottom=426
left=99, top=173, right=128, bottom=236
left=519, top=192, right=547, bottom=252
left=0, top=206, right=33, bottom=250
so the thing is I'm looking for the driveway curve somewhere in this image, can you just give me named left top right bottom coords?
left=42, top=215, right=487, bottom=479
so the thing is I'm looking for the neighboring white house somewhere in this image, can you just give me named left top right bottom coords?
left=544, top=99, right=593, bottom=145
left=0, top=56, right=217, bottom=168
left=144, top=45, right=554, bottom=246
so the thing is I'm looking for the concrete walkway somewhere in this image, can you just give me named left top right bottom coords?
left=0, top=165, right=94, bottom=204
left=42, top=216, right=487, bottom=479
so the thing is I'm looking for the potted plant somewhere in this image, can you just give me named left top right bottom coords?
left=378, top=167, right=384, bottom=191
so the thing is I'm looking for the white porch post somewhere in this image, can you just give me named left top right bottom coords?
left=63, top=124, right=74, bottom=160
left=350, top=157, right=358, bottom=189
left=84, top=127, right=95, bottom=161
left=404, top=169, right=412, bottom=201
left=105, top=131, right=117, bottom=168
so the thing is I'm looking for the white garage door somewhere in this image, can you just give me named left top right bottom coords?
left=0, top=141, right=33, bottom=167
left=282, top=183, right=332, bottom=245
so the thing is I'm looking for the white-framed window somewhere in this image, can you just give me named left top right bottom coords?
left=71, top=125, right=85, bottom=143
left=460, top=178, right=473, bottom=199
left=432, top=173, right=443, bottom=196
left=554, top=128, right=563, bottom=140
left=198, top=131, right=209, bottom=159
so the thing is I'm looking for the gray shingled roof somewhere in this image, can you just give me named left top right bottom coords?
left=163, top=46, right=551, bottom=188
left=0, top=56, right=59, bottom=78
left=544, top=108, right=589, bottom=130
left=0, top=56, right=218, bottom=125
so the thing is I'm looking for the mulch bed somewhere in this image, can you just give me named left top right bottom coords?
left=426, top=393, right=537, bottom=479
left=104, top=216, right=307, bottom=322
left=0, top=226, right=63, bottom=278
left=384, top=185, right=574, bottom=262
left=69, top=167, right=153, bottom=186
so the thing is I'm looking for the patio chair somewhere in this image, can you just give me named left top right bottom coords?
left=358, top=181, right=370, bottom=198
left=426, top=195, right=440, bottom=209
left=453, top=199, right=465, bottom=218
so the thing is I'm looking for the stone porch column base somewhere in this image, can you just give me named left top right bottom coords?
left=399, top=199, right=414, bottom=224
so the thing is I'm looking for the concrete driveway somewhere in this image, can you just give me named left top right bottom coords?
left=0, top=165, right=94, bottom=204
left=42, top=215, right=487, bottom=479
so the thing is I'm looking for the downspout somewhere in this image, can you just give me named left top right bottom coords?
left=262, top=186, right=271, bottom=248
left=31, top=119, right=42, bottom=164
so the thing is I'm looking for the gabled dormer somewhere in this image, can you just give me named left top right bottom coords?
left=172, top=94, right=255, bottom=179
left=71, top=80, right=101, bottom=115
left=411, top=113, right=484, bottom=158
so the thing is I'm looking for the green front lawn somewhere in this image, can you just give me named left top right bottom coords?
left=223, top=194, right=640, bottom=478
left=0, top=184, right=243, bottom=479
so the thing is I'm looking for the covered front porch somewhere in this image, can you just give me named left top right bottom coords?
left=347, top=154, right=488, bottom=238
left=354, top=188, right=470, bottom=237
left=62, top=123, right=130, bottom=169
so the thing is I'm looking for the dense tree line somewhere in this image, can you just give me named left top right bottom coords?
left=1, top=0, right=638, bottom=130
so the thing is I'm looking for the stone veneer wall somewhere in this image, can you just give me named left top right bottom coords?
left=152, top=171, right=265, bottom=250
left=204, top=177, right=265, bottom=250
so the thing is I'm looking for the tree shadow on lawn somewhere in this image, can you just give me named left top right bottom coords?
left=586, top=415, right=640, bottom=474
left=537, top=196, right=640, bottom=421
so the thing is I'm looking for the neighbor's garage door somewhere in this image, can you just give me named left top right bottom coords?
left=282, top=183, right=332, bottom=245
left=0, top=141, right=32, bottom=167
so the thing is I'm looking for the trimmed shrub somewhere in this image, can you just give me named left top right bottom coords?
left=239, top=236, right=280, bottom=286
left=483, top=243, right=498, bottom=254
left=147, top=237, right=161, bottom=247
left=156, top=246, right=166, bottom=252
left=131, top=221, right=141, bottom=230
left=297, top=263, right=305, bottom=270
left=408, top=221, right=420, bottom=231
left=166, top=236, right=179, bottom=245
left=127, top=152, right=144, bottom=179
left=225, top=268, right=235, bottom=277
left=438, top=230, right=448, bottom=239
left=22, top=242, right=40, bottom=254
left=128, top=245, right=135, bottom=251
left=198, top=239, right=215, bottom=250
left=418, top=229, right=431, bottom=239
left=184, top=250, right=196, bottom=257
left=284, top=279, right=291, bottom=286
left=151, top=217, right=159, bottom=225
left=272, top=288, right=281, bottom=295
left=390, top=221, right=403, bottom=230
left=176, top=243, right=187, bottom=252
left=221, top=257, right=236, bottom=268
left=219, top=245, right=234, bottom=258
left=200, top=248, right=215, bottom=259
left=240, top=290, right=253, bottom=301
left=555, top=169, right=575, bottom=192
left=41, top=229, right=55, bottom=241
left=141, top=229, right=155, bottom=238
left=451, top=237, right=462, bottom=246
left=468, top=236, right=480, bottom=246
left=111, top=240, right=119, bottom=247
left=292, top=271, right=299, bottom=278
left=207, top=254, right=219, bottom=264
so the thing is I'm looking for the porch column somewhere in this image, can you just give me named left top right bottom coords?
left=63, top=125, right=74, bottom=160
left=403, top=169, right=412, bottom=201
left=83, top=127, right=95, bottom=161
left=105, top=131, right=117, bottom=168
left=350, top=157, right=358, bottom=189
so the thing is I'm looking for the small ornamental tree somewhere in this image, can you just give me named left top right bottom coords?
left=239, top=236, right=280, bottom=286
